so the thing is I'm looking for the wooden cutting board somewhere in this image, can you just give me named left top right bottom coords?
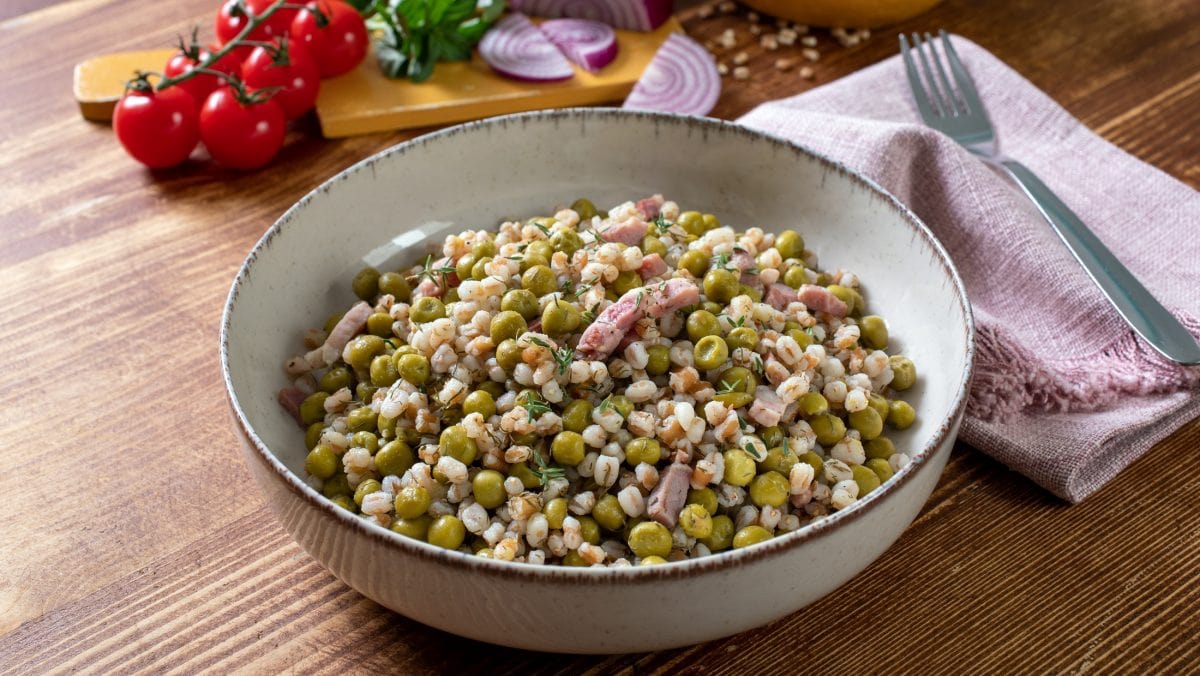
left=73, top=18, right=681, bottom=138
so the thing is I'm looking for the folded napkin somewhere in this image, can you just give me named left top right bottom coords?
left=737, top=35, right=1200, bottom=502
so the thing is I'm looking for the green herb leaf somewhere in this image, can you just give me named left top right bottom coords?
left=373, top=0, right=505, bottom=82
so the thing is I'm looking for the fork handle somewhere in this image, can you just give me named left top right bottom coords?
left=997, top=160, right=1200, bottom=364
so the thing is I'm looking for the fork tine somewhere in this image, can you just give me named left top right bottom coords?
left=899, top=34, right=937, bottom=122
left=940, top=30, right=986, bottom=117
left=911, top=33, right=949, bottom=117
left=924, top=32, right=961, bottom=115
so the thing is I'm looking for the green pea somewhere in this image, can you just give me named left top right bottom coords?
left=375, top=439, right=414, bottom=477
left=593, top=495, right=626, bottom=531
left=522, top=265, right=558, bottom=297
left=739, top=284, right=763, bottom=303
left=718, top=366, right=757, bottom=394
left=848, top=407, right=884, bottom=441
left=789, top=329, right=815, bottom=350
left=693, top=335, right=729, bottom=371
left=516, top=253, right=546, bottom=273
left=677, top=211, right=705, bottom=236
left=827, top=285, right=855, bottom=312
left=643, top=344, right=670, bottom=376
left=366, top=312, right=393, bottom=337
left=392, top=515, right=432, bottom=540
left=888, top=400, right=916, bottom=430
left=299, top=392, right=329, bottom=426
left=866, top=458, right=894, bottom=484
left=723, top=449, right=757, bottom=486
left=798, top=392, right=829, bottom=418
left=749, top=471, right=790, bottom=507
left=703, top=269, right=739, bottom=304
left=304, top=444, right=338, bottom=479
left=760, top=426, right=785, bottom=449
left=852, top=464, right=881, bottom=496
left=318, top=366, right=352, bottom=394
left=713, top=392, right=754, bottom=408
left=865, top=436, right=895, bottom=460
left=606, top=395, right=634, bottom=419
left=322, top=472, right=350, bottom=498
left=675, top=503, right=711, bottom=538
left=305, top=422, right=326, bottom=450
left=641, top=235, right=668, bottom=258
left=501, top=289, right=538, bottom=320
left=571, top=198, right=598, bottom=221
left=394, top=484, right=431, bottom=518
left=345, top=334, right=385, bottom=370
left=860, top=315, right=889, bottom=349
left=562, top=550, right=588, bottom=567
left=561, top=399, right=593, bottom=433
left=351, top=431, right=378, bottom=452
left=700, top=515, right=735, bottom=551
left=579, top=516, right=601, bottom=545
left=455, top=253, right=477, bottom=281
left=526, top=240, right=554, bottom=262
left=543, top=497, right=568, bottom=529
left=353, top=479, right=382, bottom=506
left=471, top=239, right=497, bottom=259
left=701, top=213, right=721, bottom=231
left=612, top=270, right=641, bottom=296
left=678, top=250, right=709, bottom=277
left=849, top=289, right=866, bottom=317
left=783, top=265, right=808, bottom=289
left=439, top=425, right=478, bottom=464
left=733, top=525, right=772, bottom=549
left=329, top=495, right=355, bottom=511
left=490, top=310, right=528, bottom=344
left=628, top=521, right=672, bottom=559
left=760, top=446, right=799, bottom=476
left=639, top=555, right=667, bottom=566
left=686, top=310, right=721, bottom=342
left=410, top=296, right=446, bottom=323
left=726, top=326, right=759, bottom=351
left=775, top=230, right=805, bottom=260
left=355, top=383, right=378, bottom=402
left=428, top=515, right=466, bottom=549
left=542, top=299, right=581, bottom=336
left=508, top=462, right=541, bottom=489
left=625, top=437, right=661, bottom=466
left=471, top=256, right=493, bottom=281
left=378, top=272, right=412, bottom=302
left=550, top=229, right=584, bottom=256
left=551, top=431, right=585, bottom=466
left=478, top=380, right=505, bottom=401
left=687, top=487, right=718, bottom=515
left=495, top=339, right=522, bottom=371
left=369, top=354, right=399, bottom=387
left=463, top=390, right=496, bottom=419
left=346, top=406, right=377, bottom=433
left=702, top=301, right=723, bottom=315
left=868, top=393, right=890, bottom=421
left=811, top=413, right=846, bottom=446
left=395, top=353, right=430, bottom=386
left=352, top=266, right=380, bottom=301
left=472, top=469, right=507, bottom=509
left=890, top=356, right=917, bottom=391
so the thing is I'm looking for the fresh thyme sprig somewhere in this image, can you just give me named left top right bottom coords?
left=717, top=378, right=743, bottom=395
left=408, top=253, right=456, bottom=289
left=530, top=446, right=565, bottom=485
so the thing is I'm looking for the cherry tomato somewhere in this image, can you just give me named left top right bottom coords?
left=241, top=39, right=321, bottom=120
left=163, top=46, right=242, bottom=110
left=290, top=0, right=368, bottom=78
left=199, top=87, right=286, bottom=170
left=215, top=0, right=298, bottom=56
left=113, top=86, right=199, bottom=169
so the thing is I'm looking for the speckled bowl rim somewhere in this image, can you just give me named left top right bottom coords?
left=221, top=107, right=975, bottom=585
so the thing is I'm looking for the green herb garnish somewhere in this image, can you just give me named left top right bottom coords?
left=530, top=446, right=565, bottom=485
left=371, top=0, right=506, bottom=83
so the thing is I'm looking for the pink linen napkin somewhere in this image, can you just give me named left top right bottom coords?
left=737, top=35, right=1200, bottom=502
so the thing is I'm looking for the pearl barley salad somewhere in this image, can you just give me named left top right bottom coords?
left=277, top=195, right=919, bottom=567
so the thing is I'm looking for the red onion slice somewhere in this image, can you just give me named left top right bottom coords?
left=623, top=33, right=721, bottom=116
left=510, top=0, right=672, bottom=32
left=479, top=13, right=575, bottom=82
left=539, top=19, right=619, bottom=72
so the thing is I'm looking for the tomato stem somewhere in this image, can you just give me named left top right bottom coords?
left=152, top=0, right=290, bottom=91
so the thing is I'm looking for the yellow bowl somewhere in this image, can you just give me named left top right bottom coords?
left=740, top=0, right=943, bottom=28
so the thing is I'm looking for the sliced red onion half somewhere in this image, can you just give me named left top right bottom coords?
left=623, top=33, right=721, bottom=116
left=479, top=13, right=575, bottom=82
left=510, top=0, right=672, bottom=32
left=539, top=19, right=619, bottom=72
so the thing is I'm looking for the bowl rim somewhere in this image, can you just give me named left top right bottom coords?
left=221, top=107, right=975, bottom=584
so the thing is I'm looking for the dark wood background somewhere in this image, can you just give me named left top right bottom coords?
left=1, top=0, right=1198, bottom=672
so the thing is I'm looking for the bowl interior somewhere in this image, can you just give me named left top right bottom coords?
left=224, top=109, right=971, bottom=525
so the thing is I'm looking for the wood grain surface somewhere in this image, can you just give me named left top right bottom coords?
left=2, top=0, right=1198, bottom=672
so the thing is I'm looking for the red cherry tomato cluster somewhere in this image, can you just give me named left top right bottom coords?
left=112, top=0, right=368, bottom=171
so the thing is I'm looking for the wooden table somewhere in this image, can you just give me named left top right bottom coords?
left=3, top=0, right=1198, bottom=671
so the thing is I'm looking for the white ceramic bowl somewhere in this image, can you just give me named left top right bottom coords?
left=222, top=109, right=973, bottom=654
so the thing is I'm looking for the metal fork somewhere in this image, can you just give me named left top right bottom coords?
left=900, top=30, right=1200, bottom=364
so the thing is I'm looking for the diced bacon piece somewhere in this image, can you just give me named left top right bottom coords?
left=412, top=258, right=458, bottom=299
left=635, top=195, right=664, bottom=220
left=304, top=300, right=372, bottom=367
left=748, top=386, right=786, bottom=427
left=764, top=283, right=798, bottom=311
left=731, top=250, right=756, bottom=271
left=798, top=284, right=848, bottom=317
left=577, top=279, right=699, bottom=359
left=638, top=253, right=669, bottom=279
left=278, top=386, right=307, bottom=426
left=601, top=217, right=649, bottom=246
left=646, top=462, right=692, bottom=528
